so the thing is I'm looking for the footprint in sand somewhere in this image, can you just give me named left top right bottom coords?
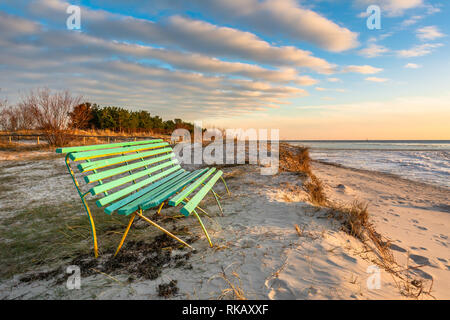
left=390, top=243, right=407, bottom=253
left=340, top=252, right=357, bottom=264
left=411, top=268, right=433, bottom=280
left=409, top=254, right=430, bottom=266
left=434, top=239, right=448, bottom=247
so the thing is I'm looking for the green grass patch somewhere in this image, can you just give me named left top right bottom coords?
left=0, top=200, right=168, bottom=280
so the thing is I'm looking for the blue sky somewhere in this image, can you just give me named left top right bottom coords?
left=0, top=0, right=449, bottom=139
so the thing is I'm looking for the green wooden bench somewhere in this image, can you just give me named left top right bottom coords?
left=56, top=139, right=230, bottom=257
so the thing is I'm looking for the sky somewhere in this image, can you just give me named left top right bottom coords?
left=0, top=0, right=449, bottom=139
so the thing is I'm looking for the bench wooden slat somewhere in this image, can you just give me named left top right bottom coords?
left=85, top=153, right=174, bottom=183
left=141, top=169, right=210, bottom=210
left=77, top=147, right=173, bottom=172
left=56, top=139, right=163, bottom=154
left=180, top=171, right=223, bottom=216
left=98, top=165, right=183, bottom=209
left=117, top=169, right=208, bottom=215
left=102, top=168, right=185, bottom=213
left=69, top=142, right=169, bottom=161
left=90, top=158, right=178, bottom=195
left=168, top=168, right=216, bottom=206
left=116, top=171, right=193, bottom=215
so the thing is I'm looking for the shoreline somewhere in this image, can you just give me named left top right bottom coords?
left=285, top=140, right=450, bottom=189
left=312, top=159, right=450, bottom=192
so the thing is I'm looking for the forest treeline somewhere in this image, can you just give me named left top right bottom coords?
left=69, top=103, right=194, bottom=133
left=0, top=88, right=194, bottom=145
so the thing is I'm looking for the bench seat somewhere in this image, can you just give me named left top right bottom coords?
left=57, top=139, right=229, bottom=257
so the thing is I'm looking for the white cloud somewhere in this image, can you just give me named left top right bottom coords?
left=208, top=0, right=360, bottom=52
left=358, top=44, right=389, bottom=58
left=0, top=11, right=318, bottom=118
left=404, top=63, right=421, bottom=69
left=401, top=15, right=423, bottom=27
left=424, top=4, right=441, bottom=15
left=397, top=43, right=443, bottom=57
left=10, top=0, right=340, bottom=74
left=355, top=0, right=423, bottom=16
left=134, top=0, right=360, bottom=52
left=113, top=43, right=319, bottom=84
left=23, top=0, right=359, bottom=52
left=327, top=78, right=341, bottom=82
left=314, top=87, right=346, bottom=93
left=365, top=77, right=389, bottom=82
left=342, top=65, right=383, bottom=74
left=0, top=12, right=39, bottom=37
left=416, top=26, right=445, bottom=41
left=165, top=16, right=337, bottom=73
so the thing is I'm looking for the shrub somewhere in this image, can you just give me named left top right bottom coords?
left=279, top=144, right=311, bottom=175
left=19, top=88, right=83, bottom=146
left=303, top=174, right=327, bottom=205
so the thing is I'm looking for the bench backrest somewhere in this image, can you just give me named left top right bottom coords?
left=57, top=139, right=182, bottom=212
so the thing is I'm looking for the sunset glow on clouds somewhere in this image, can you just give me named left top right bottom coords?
left=0, top=0, right=448, bottom=139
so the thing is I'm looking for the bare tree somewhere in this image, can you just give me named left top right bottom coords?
left=0, top=104, right=38, bottom=132
left=0, top=98, right=20, bottom=132
left=17, top=103, right=37, bottom=130
left=0, top=92, right=9, bottom=131
left=20, top=88, right=83, bottom=146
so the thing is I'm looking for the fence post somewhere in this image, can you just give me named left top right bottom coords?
left=9, top=136, right=12, bottom=143
left=37, top=136, right=40, bottom=144
left=83, top=137, right=86, bottom=145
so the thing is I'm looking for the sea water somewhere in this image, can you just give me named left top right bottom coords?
left=286, top=140, right=450, bottom=188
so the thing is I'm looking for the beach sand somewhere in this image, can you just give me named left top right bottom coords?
left=0, top=148, right=448, bottom=300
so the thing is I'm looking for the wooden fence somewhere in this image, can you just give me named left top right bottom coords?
left=0, top=133, right=167, bottom=145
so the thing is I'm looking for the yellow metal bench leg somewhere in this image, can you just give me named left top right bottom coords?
left=210, top=190, right=224, bottom=216
left=212, top=188, right=222, bottom=199
left=114, top=213, right=136, bottom=257
left=66, top=154, right=99, bottom=258
left=157, top=202, right=165, bottom=215
left=136, top=209, right=194, bottom=250
left=193, top=209, right=213, bottom=247
left=221, top=177, right=230, bottom=195
left=80, top=197, right=99, bottom=258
